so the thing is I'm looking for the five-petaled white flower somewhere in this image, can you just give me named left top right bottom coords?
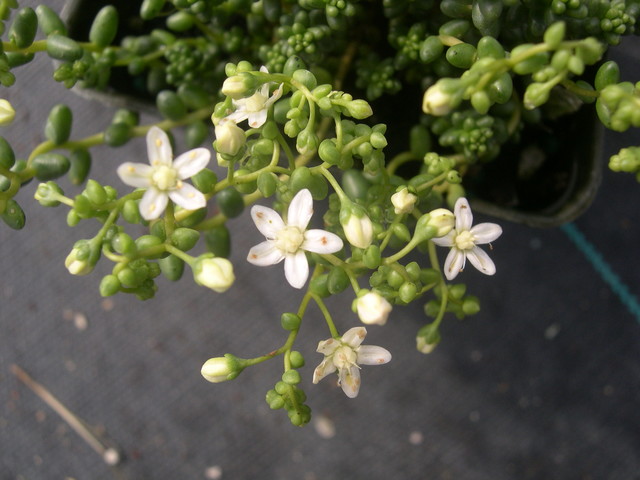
left=312, top=326, right=392, bottom=398
left=247, top=189, right=343, bottom=289
left=117, top=126, right=210, bottom=221
left=224, top=67, right=283, bottom=128
left=431, top=197, right=502, bottom=280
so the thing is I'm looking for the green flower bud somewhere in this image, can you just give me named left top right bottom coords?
left=89, top=6, right=118, bottom=48
left=9, top=7, right=37, bottom=49
left=122, top=199, right=142, bottom=224
left=66, top=209, right=80, bottom=227
left=36, top=5, right=68, bottom=36
left=31, top=153, right=70, bottom=181
left=416, top=323, right=441, bottom=354
left=462, top=296, right=481, bottom=315
left=112, top=232, right=136, bottom=256
left=99, top=274, right=120, bottom=297
left=511, top=45, right=548, bottom=75
left=214, top=120, right=245, bottom=156
left=282, top=369, right=301, bottom=385
left=201, top=354, right=244, bottom=383
left=346, top=99, right=372, bottom=119
left=46, top=34, right=84, bottom=62
left=84, top=179, right=106, bottom=204
left=399, top=282, right=418, bottom=303
left=1, top=199, right=25, bottom=230
left=184, top=121, right=208, bottom=149
left=159, top=254, right=185, bottom=281
left=309, top=273, right=330, bottom=297
left=524, top=83, right=550, bottom=110
left=34, top=181, right=64, bottom=207
left=340, top=169, right=370, bottom=201
left=193, top=254, right=235, bottom=293
left=112, top=109, right=139, bottom=127
left=296, top=129, right=319, bottom=155
left=281, top=312, right=301, bottom=331
left=65, top=239, right=99, bottom=276
left=0, top=99, right=15, bottom=126
left=340, top=201, right=373, bottom=249
left=392, top=223, right=411, bottom=242
left=289, top=351, right=305, bottom=368
left=318, top=139, right=341, bottom=165
left=157, top=90, right=187, bottom=120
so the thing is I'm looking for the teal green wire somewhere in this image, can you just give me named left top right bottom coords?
left=561, top=223, right=640, bottom=323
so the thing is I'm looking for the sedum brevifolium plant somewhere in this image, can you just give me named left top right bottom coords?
left=1, top=0, right=640, bottom=425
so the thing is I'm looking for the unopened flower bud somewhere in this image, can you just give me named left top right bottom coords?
left=214, top=120, right=245, bottom=156
left=346, top=99, right=373, bottom=119
left=427, top=208, right=455, bottom=237
left=0, top=99, right=16, bottom=125
left=221, top=73, right=258, bottom=99
left=64, top=239, right=99, bottom=276
left=201, top=354, right=244, bottom=383
left=391, top=187, right=417, bottom=214
left=193, top=255, right=235, bottom=293
left=356, top=291, right=392, bottom=326
left=416, top=323, right=441, bottom=354
left=340, top=201, right=373, bottom=249
left=422, top=82, right=454, bottom=116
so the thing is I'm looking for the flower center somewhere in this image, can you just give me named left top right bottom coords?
left=151, top=165, right=178, bottom=191
left=275, top=226, right=304, bottom=254
left=332, top=346, right=357, bottom=370
left=244, top=91, right=268, bottom=113
left=455, top=230, right=475, bottom=250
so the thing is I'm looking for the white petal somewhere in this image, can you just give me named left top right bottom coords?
left=443, top=247, right=465, bottom=281
left=466, top=246, right=497, bottom=276
left=173, top=148, right=210, bottom=179
left=287, top=189, right=313, bottom=230
left=339, top=366, right=361, bottom=398
left=139, top=188, right=168, bottom=220
left=259, top=66, right=269, bottom=73
left=284, top=251, right=309, bottom=289
left=341, top=327, right=367, bottom=348
left=247, top=240, right=284, bottom=266
left=225, top=110, right=249, bottom=124
left=146, top=126, right=173, bottom=167
left=303, top=229, right=343, bottom=254
left=117, top=162, right=153, bottom=188
left=357, top=345, right=392, bottom=366
left=248, top=110, right=268, bottom=128
left=168, top=183, right=206, bottom=211
left=316, top=338, right=340, bottom=355
left=470, top=222, right=502, bottom=244
left=265, top=84, right=284, bottom=107
left=454, top=197, right=473, bottom=231
left=312, top=358, right=337, bottom=384
left=251, top=205, right=285, bottom=239
left=431, top=230, right=455, bottom=247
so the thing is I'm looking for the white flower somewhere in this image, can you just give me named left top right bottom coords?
left=391, top=187, right=417, bottom=214
left=431, top=197, right=502, bottom=280
left=193, top=256, right=235, bottom=293
left=247, top=189, right=343, bottom=289
left=312, top=327, right=392, bottom=398
left=224, top=66, right=283, bottom=128
left=117, top=126, right=210, bottom=220
left=356, top=291, right=392, bottom=326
